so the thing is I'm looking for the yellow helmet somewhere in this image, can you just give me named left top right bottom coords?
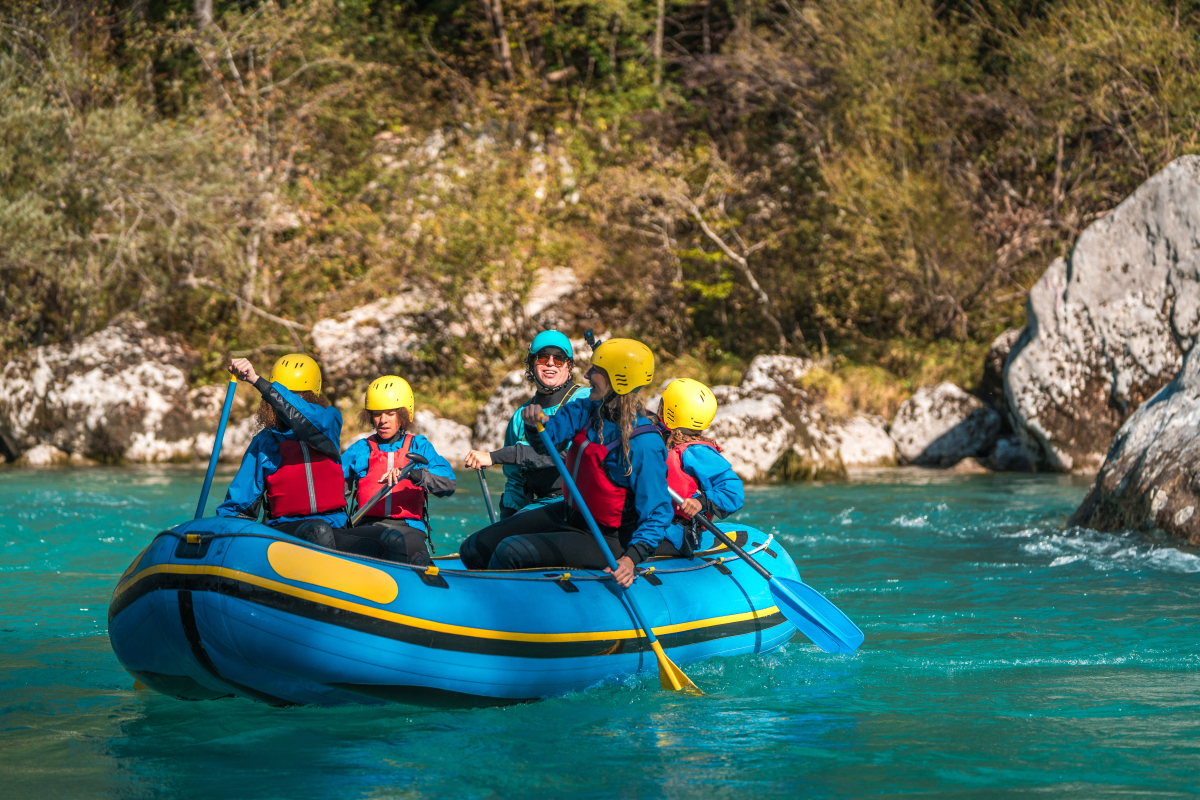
left=660, top=378, right=718, bottom=431
left=269, top=354, right=321, bottom=393
left=365, top=375, right=415, bottom=416
left=592, top=338, right=654, bottom=395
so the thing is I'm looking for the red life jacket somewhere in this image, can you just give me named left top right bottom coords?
left=264, top=440, right=346, bottom=519
left=355, top=434, right=425, bottom=521
left=667, top=440, right=722, bottom=519
left=563, top=422, right=659, bottom=529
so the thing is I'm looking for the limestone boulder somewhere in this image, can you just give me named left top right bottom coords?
left=0, top=321, right=249, bottom=463
left=1006, top=156, right=1200, bottom=472
left=739, top=355, right=816, bottom=395
left=834, top=415, right=897, bottom=468
left=310, top=293, right=440, bottom=397
left=978, top=435, right=1034, bottom=472
left=704, top=355, right=845, bottom=482
left=706, top=394, right=798, bottom=482
left=979, top=327, right=1022, bottom=413
left=312, top=267, right=583, bottom=396
left=890, top=382, right=1002, bottom=467
left=14, top=444, right=71, bottom=467
left=472, top=370, right=531, bottom=451
left=411, top=410, right=472, bottom=463
left=1069, top=346, right=1200, bottom=544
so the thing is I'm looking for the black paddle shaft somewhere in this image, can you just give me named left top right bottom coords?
left=349, top=453, right=429, bottom=526
left=668, top=488, right=774, bottom=583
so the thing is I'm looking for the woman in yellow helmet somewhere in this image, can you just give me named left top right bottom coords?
left=217, top=354, right=345, bottom=546
left=458, top=338, right=672, bottom=588
left=657, top=378, right=744, bottom=557
left=338, top=375, right=457, bottom=565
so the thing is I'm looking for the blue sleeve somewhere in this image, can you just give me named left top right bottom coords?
left=216, top=433, right=270, bottom=518
left=410, top=435, right=456, bottom=497
left=341, top=439, right=370, bottom=481
left=500, top=407, right=527, bottom=511
left=683, top=447, right=744, bottom=515
left=540, top=399, right=597, bottom=448
left=624, top=433, right=673, bottom=554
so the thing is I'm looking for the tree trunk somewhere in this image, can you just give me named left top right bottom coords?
left=492, top=0, right=516, bottom=82
left=653, top=0, right=665, bottom=86
left=195, top=0, right=212, bottom=28
left=701, top=0, right=711, bottom=55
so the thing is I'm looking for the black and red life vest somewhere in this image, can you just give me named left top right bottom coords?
left=355, top=434, right=425, bottom=521
left=562, top=423, right=658, bottom=529
left=666, top=440, right=722, bottom=520
left=264, top=440, right=346, bottom=519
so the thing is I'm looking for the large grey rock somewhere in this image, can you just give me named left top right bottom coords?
left=472, top=370, right=531, bottom=451
left=14, top=443, right=71, bottom=467
left=0, top=321, right=245, bottom=463
left=411, top=410, right=471, bottom=463
left=1069, top=346, right=1200, bottom=544
left=310, top=293, right=440, bottom=397
left=707, top=394, right=798, bottom=482
left=312, top=268, right=582, bottom=396
left=980, top=327, right=1022, bottom=413
left=739, top=355, right=816, bottom=395
left=704, top=355, right=846, bottom=482
left=1006, top=156, right=1200, bottom=472
left=890, top=382, right=1002, bottom=467
left=834, top=415, right=897, bottom=468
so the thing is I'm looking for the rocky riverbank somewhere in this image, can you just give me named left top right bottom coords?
left=5, top=156, right=1200, bottom=547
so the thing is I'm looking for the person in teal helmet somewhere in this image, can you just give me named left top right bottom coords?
left=464, top=330, right=592, bottom=518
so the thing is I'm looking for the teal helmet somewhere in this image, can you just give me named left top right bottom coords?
left=529, top=330, right=573, bottom=358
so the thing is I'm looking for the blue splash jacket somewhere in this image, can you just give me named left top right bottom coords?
left=535, top=399, right=672, bottom=560
left=341, top=433, right=457, bottom=532
left=666, top=443, right=745, bottom=548
left=216, top=380, right=346, bottom=528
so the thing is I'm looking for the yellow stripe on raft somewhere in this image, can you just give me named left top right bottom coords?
left=267, top=541, right=398, bottom=604
left=112, top=563, right=781, bottom=644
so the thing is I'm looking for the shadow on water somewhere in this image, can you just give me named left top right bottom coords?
left=3, top=467, right=1200, bottom=798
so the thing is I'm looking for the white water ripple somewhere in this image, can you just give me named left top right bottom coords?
left=1021, top=528, right=1200, bottom=574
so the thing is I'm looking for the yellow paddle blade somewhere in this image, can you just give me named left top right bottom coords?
left=650, top=640, right=703, bottom=695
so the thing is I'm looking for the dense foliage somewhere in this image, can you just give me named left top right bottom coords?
left=3, top=0, right=1198, bottom=391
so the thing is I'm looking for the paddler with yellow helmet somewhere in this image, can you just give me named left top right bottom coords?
left=217, top=355, right=345, bottom=546
left=337, top=375, right=457, bottom=566
left=458, top=337, right=672, bottom=588
left=656, top=378, right=744, bottom=557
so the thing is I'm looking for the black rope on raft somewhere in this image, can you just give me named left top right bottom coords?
left=151, top=530, right=776, bottom=582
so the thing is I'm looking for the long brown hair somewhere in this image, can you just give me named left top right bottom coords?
left=256, top=391, right=329, bottom=431
left=597, top=392, right=656, bottom=475
left=664, top=426, right=720, bottom=452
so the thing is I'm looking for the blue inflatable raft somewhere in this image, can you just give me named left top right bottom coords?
left=108, top=517, right=799, bottom=706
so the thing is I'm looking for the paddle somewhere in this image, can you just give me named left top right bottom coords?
left=195, top=374, right=238, bottom=520
left=477, top=468, right=497, bottom=524
left=668, top=487, right=864, bottom=654
left=349, top=453, right=429, bottom=526
left=535, top=422, right=701, bottom=695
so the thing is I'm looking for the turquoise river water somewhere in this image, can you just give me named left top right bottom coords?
left=2, top=467, right=1198, bottom=798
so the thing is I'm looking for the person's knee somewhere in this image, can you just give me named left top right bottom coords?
left=459, top=533, right=488, bottom=570
left=295, top=520, right=336, bottom=548
left=488, top=537, right=540, bottom=570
